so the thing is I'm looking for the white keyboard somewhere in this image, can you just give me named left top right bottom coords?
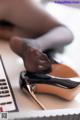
left=0, top=55, right=18, bottom=112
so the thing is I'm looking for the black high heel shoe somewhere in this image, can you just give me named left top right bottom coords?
left=19, top=71, right=80, bottom=102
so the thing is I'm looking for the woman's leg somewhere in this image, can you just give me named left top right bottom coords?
left=0, top=25, right=30, bottom=40
left=10, top=37, right=52, bottom=73
left=0, top=22, right=38, bottom=40
left=1, top=0, right=61, bottom=36
left=0, top=0, right=73, bottom=73
left=10, top=25, right=73, bottom=73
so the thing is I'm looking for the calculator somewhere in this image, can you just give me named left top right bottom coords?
left=0, top=55, right=18, bottom=112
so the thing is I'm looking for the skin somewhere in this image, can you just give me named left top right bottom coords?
left=0, top=0, right=60, bottom=38
left=0, top=0, right=73, bottom=73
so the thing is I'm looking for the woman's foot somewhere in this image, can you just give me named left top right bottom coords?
left=10, top=37, right=52, bottom=73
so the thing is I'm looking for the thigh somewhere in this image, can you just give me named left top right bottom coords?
left=4, top=0, right=60, bottom=35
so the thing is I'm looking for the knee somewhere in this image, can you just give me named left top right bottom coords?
left=57, top=25, right=74, bottom=46
left=66, top=28, right=74, bottom=44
